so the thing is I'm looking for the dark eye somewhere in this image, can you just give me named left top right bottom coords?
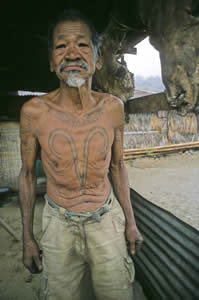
left=56, top=44, right=66, bottom=49
left=79, top=43, right=89, bottom=47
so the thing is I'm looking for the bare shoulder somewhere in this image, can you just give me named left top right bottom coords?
left=21, top=97, right=42, bottom=117
left=97, top=92, right=124, bottom=126
left=92, top=91, right=124, bottom=111
left=21, top=89, right=58, bottom=119
left=106, top=94, right=124, bottom=112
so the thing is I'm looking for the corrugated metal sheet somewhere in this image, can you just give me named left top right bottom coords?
left=130, top=188, right=199, bottom=300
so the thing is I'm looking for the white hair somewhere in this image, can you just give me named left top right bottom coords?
left=64, top=70, right=86, bottom=88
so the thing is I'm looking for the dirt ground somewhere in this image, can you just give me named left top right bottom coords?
left=0, top=196, right=43, bottom=300
left=0, top=150, right=198, bottom=300
left=125, top=150, right=199, bottom=230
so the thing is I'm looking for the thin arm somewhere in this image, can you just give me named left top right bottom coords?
left=19, top=106, right=38, bottom=241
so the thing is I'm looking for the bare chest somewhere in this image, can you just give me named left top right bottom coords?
left=36, top=107, right=114, bottom=167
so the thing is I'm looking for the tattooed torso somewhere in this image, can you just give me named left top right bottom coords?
left=22, top=91, right=122, bottom=211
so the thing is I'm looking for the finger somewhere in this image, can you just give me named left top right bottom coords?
left=33, top=255, right=43, bottom=272
left=24, top=257, right=34, bottom=273
left=129, top=241, right=136, bottom=256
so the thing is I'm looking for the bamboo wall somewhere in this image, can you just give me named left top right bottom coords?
left=0, top=121, right=46, bottom=192
left=124, top=110, right=199, bottom=149
left=0, top=122, right=21, bottom=190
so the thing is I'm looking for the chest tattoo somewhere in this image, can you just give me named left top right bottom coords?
left=54, top=106, right=104, bottom=127
left=48, top=126, right=109, bottom=193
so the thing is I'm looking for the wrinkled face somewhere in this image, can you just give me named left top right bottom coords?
left=50, top=20, right=97, bottom=87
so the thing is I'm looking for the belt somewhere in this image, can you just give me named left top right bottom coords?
left=45, top=192, right=112, bottom=223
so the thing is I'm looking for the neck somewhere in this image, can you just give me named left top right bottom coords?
left=58, top=78, right=94, bottom=112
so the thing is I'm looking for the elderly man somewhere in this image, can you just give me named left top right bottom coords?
left=19, top=9, right=143, bottom=300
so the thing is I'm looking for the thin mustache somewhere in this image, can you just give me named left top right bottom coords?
left=58, top=60, right=88, bottom=72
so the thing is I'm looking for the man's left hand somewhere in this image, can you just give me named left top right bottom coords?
left=125, top=224, right=143, bottom=256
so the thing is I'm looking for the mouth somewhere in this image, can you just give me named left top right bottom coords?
left=58, top=61, right=88, bottom=73
left=62, top=65, right=84, bottom=72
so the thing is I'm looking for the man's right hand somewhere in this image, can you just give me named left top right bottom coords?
left=23, top=238, right=43, bottom=274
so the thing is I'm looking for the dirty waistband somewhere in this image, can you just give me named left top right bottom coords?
left=44, top=191, right=113, bottom=223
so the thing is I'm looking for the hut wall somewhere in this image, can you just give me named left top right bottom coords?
left=0, top=122, right=46, bottom=193
left=124, top=111, right=199, bottom=149
left=168, top=110, right=198, bottom=144
left=0, top=122, right=21, bottom=191
left=124, top=113, right=165, bottom=149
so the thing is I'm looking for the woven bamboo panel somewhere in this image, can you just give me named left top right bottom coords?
left=124, top=113, right=166, bottom=149
left=168, top=110, right=198, bottom=144
left=124, top=111, right=198, bottom=149
left=0, top=122, right=21, bottom=191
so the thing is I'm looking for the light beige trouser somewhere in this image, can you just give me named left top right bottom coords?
left=39, top=193, right=135, bottom=300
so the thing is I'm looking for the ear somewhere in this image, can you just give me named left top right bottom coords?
left=95, top=49, right=103, bottom=70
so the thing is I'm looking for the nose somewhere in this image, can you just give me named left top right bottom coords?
left=64, top=44, right=80, bottom=60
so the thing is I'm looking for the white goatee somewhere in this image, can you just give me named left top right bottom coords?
left=64, top=71, right=86, bottom=88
